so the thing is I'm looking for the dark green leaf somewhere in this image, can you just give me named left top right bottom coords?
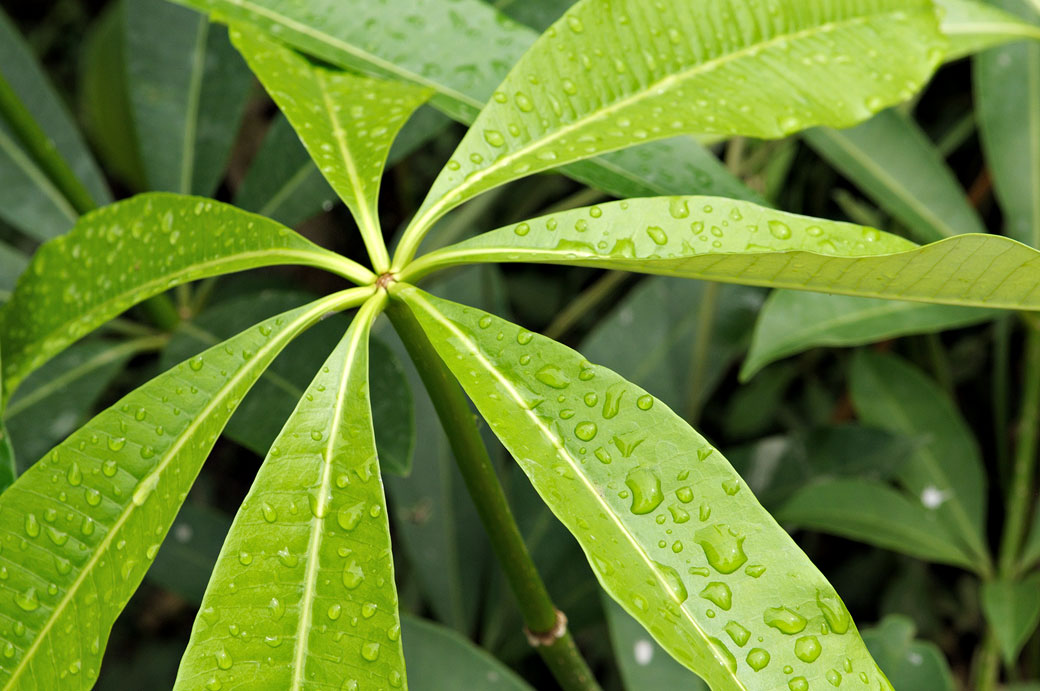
left=981, top=574, right=1040, bottom=663
left=861, top=615, right=955, bottom=691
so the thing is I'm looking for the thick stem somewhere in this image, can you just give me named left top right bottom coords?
left=976, top=631, right=1002, bottom=691
left=1001, top=323, right=1040, bottom=576
left=387, top=298, right=601, bottom=691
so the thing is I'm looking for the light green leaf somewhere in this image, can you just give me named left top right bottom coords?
left=229, top=25, right=432, bottom=270
left=401, top=615, right=534, bottom=691
left=861, top=616, right=955, bottom=691
left=741, top=292, right=997, bottom=380
left=174, top=294, right=407, bottom=691
left=981, top=574, right=1040, bottom=663
left=938, top=0, right=1040, bottom=61
left=404, top=197, right=1040, bottom=312
left=603, top=595, right=709, bottom=691
left=776, top=479, right=975, bottom=568
left=396, top=0, right=945, bottom=260
left=395, top=284, right=890, bottom=691
left=850, top=350, right=990, bottom=570
left=0, top=287, right=369, bottom=691
left=0, top=193, right=370, bottom=402
left=804, top=109, right=985, bottom=243
left=976, top=0, right=1040, bottom=247
left=125, top=0, right=252, bottom=196
left=173, top=0, right=759, bottom=209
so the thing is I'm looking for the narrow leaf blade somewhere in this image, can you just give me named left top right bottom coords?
left=938, top=0, right=1040, bottom=61
left=395, top=284, right=890, bottom=691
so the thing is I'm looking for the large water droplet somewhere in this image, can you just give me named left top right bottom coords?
left=694, top=524, right=748, bottom=574
left=535, top=365, right=570, bottom=389
left=795, top=635, right=822, bottom=663
left=625, top=468, right=663, bottom=514
left=14, top=587, right=40, bottom=612
left=763, top=606, right=808, bottom=634
left=768, top=220, right=792, bottom=240
left=699, top=582, right=732, bottom=610
left=338, top=503, right=365, bottom=530
left=343, top=559, right=364, bottom=589
left=653, top=561, right=688, bottom=603
left=361, top=642, right=381, bottom=662
left=724, top=621, right=750, bottom=647
left=817, top=589, right=852, bottom=634
left=24, top=514, right=40, bottom=538
left=746, top=648, right=770, bottom=671
left=574, top=421, right=598, bottom=441
left=215, top=648, right=233, bottom=670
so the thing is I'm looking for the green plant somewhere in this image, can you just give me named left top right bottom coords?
left=1, top=0, right=1040, bottom=689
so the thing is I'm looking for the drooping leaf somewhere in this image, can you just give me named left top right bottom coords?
left=3, top=339, right=161, bottom=470
left=0, top=193, right=371, bottom=401
left=396, top=0, right=945, bottom=259
left=777, top=479, right=976, bottom=568
left=401, top=615, right=535, bottom=691
left=804, top=109, right=985, bottom=243
left=976, top=0, right=1040, bottom=247
left=861, top=616, right=956, bottom=691
left=741, top=291, right=997, bottom=380
left=603, top=595, right=709, bottom=691
left=229, top=24, right=432, bottom=268
left=404, top=197, right=1040, bottom=312
left=125, top=0, right=252, bottom=196
left=174, top=295, right=407, bottom=691
left=938, top=0, right=1040, bottom=61
left=981, top=574, right=1040, bottom=663
left=0, top=287, right=370, bottom=691
left=850, top=350, right=990, bottom=570
left=395, top=284, right=890, bottom=691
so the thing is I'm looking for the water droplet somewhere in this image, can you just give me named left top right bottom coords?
left=361, top=602, right=378, bottom=618
left=517, top=330, right=534, bottom=345
left=566, top=15, right=584, bottom=32
left=238, top=552, right=253, bottom=566
left=583, top=392, right=598, bottom=407
left=102, top=460, right=118, bottom=477
left=676, top=486, right=694, bottom=503
left=695, top=524, right=748, bottom=574
left=795, top=635, right=822, bottom=663
left=768, top=220, right=792, bottom=240
left=515, top=91, right=534, bottom=112
left=514, top=223, right=530, bottom=237
left=24, top=514, right=40, bottom=538
left=668, top=504, right=690, bottom=523
left=722, top=479, right=740, bottom=496
left=327, top=603, right=342, bottom=621
left=66, top=463, right=82, bottom=486
left=816, top=589, right=852, bottom=634
left=277, top=547, right=298, bottom=568
left=747, top=648, right=770, bottom=672
left=343, top=559, right=364, bottom=589
left=574, top=422, right=598, bottom=441
left=215, top=648, right=233, bottom=670
left=189, top=357, right=204, bottom=371
left=483, top=129, right=505, bottom=147
left=601, top=384, right=625, bottom=419
left=625, top=468, right=663, bottom=514
left=636, top=394, right=654, bottom=410
left=205, top=678, right=222, bottom=690
left=699, top=582, right=733, bottom=610
left=763, top=606, right=808, bottom=634
left=646, top=226, right=668, bottom=245
left=338, top=503, right=365, bottom=530
left=745, top=564, right=767, bottom=578
left=535, top=365, right=570, bottom=389
left=361, top=642, right=381, bottom=661
left=107, top=437, right=126, bottom=451
left=263, top=635, right=282, bottom=648
left=14, top=587, right=40, bottom=611
left=725, top=621, right=751, bottom=647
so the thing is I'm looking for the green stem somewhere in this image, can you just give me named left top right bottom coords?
left=1003, top=322, right=1040, bottom=577
left=387, top=298, right=601, bottom=691
left=976, top=631, right=1002, bottom=691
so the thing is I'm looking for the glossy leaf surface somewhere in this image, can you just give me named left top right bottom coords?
left=125, top=0, right=252, bottom=196
left=981, top=575, right=1040, bottom=663
left=0, top=289, right=368, bottom=690
left=976, top=0, right=1040, bottom=247
left=174, top=295, right=407, bottom=691
left=741, top=292, right=997, bottom=379
left=850, top=351, right=990, bottom=570
left=0, top=193, right=367, bottom=401
left=777, top=479, right=975, bottom=568
left=407, top=197, right=1040, bottom=311
left=401, top=0, right=945, bottom=253
left=938, top=0, right=1040, bottom=61
left=396, top=284, right=889, bottom=691
left=229, top=24, right=431, bottom=267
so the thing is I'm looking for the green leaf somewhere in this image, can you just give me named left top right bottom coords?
left=3, top=339, right=160, bottom=469
left=776, top=479, right=976, bottom=568
left=0, top=243, right=27, bottom=294
left=0, top=417, right=13, bottom=494
left=981, top=574, right=1040, bottom=663
left=173, top=0, right=759, bottom=209
left=404, top=196, right=1040, bottom=312
left=850, top=350, right=990, bottom=570
left=229, top=25, right=432, bottom=269
left=395, top=284, right=890, bottom=691
left=174, top=295, right=407, bottom=691
left=146, top=503, right=230, bottom=605
left=0, top=287, right=369, bottom=691
left=401, top=615, right=534, bottom=691
left=741, top=291, right=997, bottom=380
left=861, top=616, right=955, bottom=691
left=397, top=0, right=946, bottom=259
left=125, top=0, right=252, bottom=196
left=976, top=0, right=1040, bottom=247
left=938, top=0, right=1040, bottom=61
left=1020, top=501, right=1040, bottom=570
left=804, top=109, right=985, bottom=243
left=0, top=193, right=369, bottom=401
left=602, top=595, right=709, bottom=691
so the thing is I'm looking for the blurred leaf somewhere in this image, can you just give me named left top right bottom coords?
left=742, top=292, right=997, bottom=380
left=404, top=0, right=945, bottom=253
left=939, top=0, right=1040, bottom=61
left=398, top=285, right=890, bottom=690
left=804, top=109, right=985, bottom=243
left=401, top=615, right=535, bottom=691
left=850, top=350, right=990, bottom=570
left=125, top=0, right=252, bottom=195
left=0, top=193, right=363, bottom=401
left=981, top=574, right=1040, bottom=663
left=146, top=503, right=231, bottom=605
left=581, top=276, right=762, bottom=414
left=4, top=339, right=152, bottom=469
left=722, top=364, right=796, bottom=440
left=861, top=615, right=955, bottom=691
left=975, top=0, right=1040, bottom=247
left=777, top=479, right=976, bottom=568
left=0, top=242, right=27, bottom=293
left=602, top=594, right=709, bottom=691
left=1021, top=503, right=1040, bottom=570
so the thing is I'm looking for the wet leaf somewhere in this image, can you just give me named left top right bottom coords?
left=938, top=0, right=1040, bottom=61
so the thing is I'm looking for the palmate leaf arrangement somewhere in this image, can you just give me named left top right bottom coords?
left=1, top=0, right=1040, bottom=689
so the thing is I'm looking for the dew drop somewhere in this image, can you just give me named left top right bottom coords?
left=261, top=502, right=277, bottom=523
left=361, top=642, right=381, bottom=662
left=24, top=514, right=40, bottom=538
left=215, top=648, right=233, bottom=670
left=625, top=468, right=663, bottom=514
left=646, top=226, right=668, bottom=245
left=574, top=422, right=598, bottom=441
left=676, top=486, right=694, bottom=503
left=535, top=365, right=570, bottom=389
left=768, top=220, right=792, bottom=240
left=795, top=635, right=822, bottom=663
left=694, top=524, right=747, bottom=574
left=722, top=479, right=741, bottom=496
left=343, top=559, right=365, bottom=589
left=328, top=604, right=342, bottom=621
left=636, top=394, right=654, bottom=410
left=14, top=587, right=39, bottom=612
left=338, top=503, right=365, bottom=530
left=514, top=223, right=530, bottom=237
left=725, top=621, right=751, bottom=647
left=699, top=582, right=733, bottom=610
left=483, top=129, right=505, bottom=147
left=66, top=463, right=82, bottom=487
left=747, top=648, right=770, bottom=672
left=763, top=606, right=808, bottom=635
left=816, top=589, right=852, bottom=634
